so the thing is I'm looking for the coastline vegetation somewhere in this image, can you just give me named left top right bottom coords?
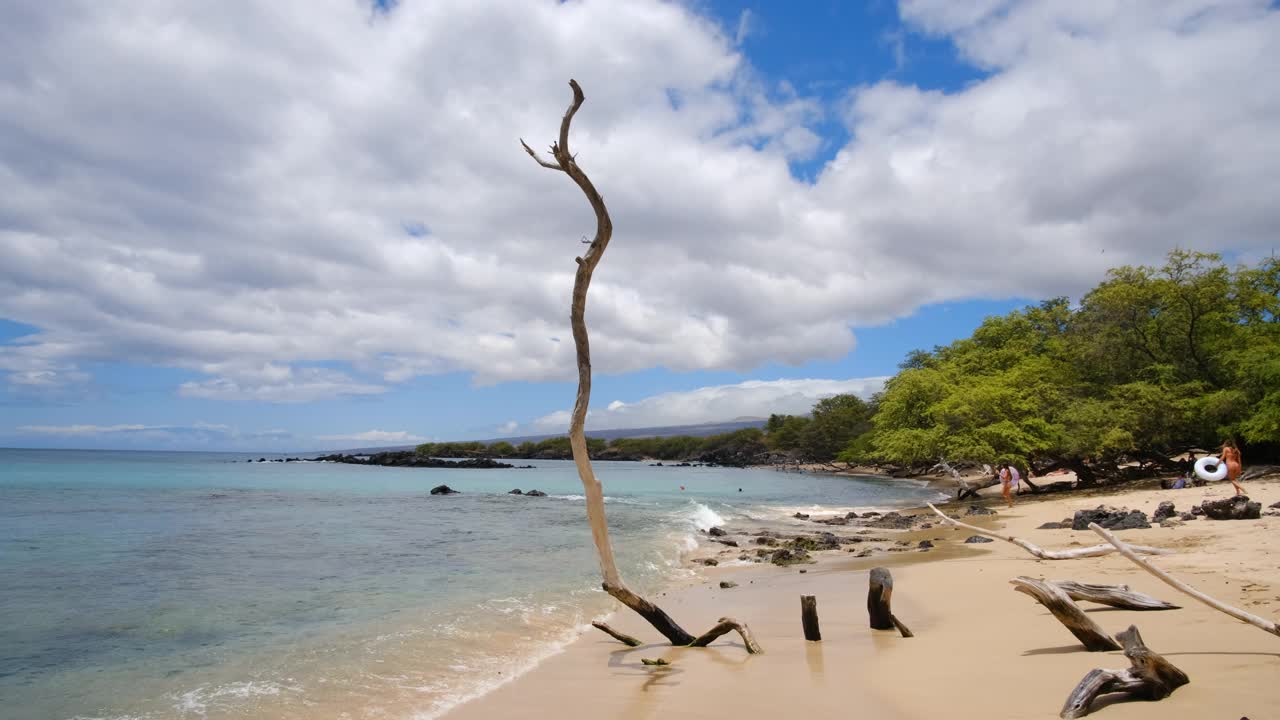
left=415, top=252, right=1276, bottom=480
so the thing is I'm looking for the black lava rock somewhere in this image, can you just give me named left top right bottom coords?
left=1072, top=506, right=1150, bottom=530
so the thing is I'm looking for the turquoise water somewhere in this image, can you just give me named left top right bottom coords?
left=0, top=449, right=943, bottom=719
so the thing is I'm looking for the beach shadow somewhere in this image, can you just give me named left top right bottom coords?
left=603, top=645, right=686, bottom=690
left=1022, top=644, right=1094, bottom=656
left=805, top=643, right=825, bottom=680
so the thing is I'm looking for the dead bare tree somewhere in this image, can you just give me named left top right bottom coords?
left=521, top=79, right=760, bottom=653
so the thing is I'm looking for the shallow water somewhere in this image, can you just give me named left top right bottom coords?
left=0, top=449, right=944, bottom=719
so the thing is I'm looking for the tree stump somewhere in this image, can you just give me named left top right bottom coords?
left=1011, top=577, right=1121, bottom=651
left=1060, top=625, right=1189, bottom=718
left=868, top=567, right=913, bottom=637
left=801, top=595, right=821, bottom=641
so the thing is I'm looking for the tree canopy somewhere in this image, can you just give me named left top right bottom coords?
left=854, top=251, right=1279, bottom=478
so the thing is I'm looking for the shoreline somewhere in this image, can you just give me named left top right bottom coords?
left=444, top=474, right=1280, bottom=719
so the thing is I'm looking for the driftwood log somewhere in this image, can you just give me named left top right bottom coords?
left=1089, top=522, right=1280, bottom=637
left=927, top=503, right=1172, bottom=560
left=1060, top=625, right=1189, bottom=718
left=1051, top=581, right=1179, bottom=611
left=801, top=595, right=821, bottom=641
left=867, top=567, right=913, bottom=638
left=1011, top=577, right=1121, bottom=651
left=688, top=617, right=764, bottom=653
left=591, top=620, right=641, bottom=647
left=522, top=80, right=759, bottom=652
left=958, top=476, right=1000, bottom=500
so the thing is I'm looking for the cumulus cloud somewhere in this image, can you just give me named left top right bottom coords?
left=527, top=376, right=889, bottom=433
left=10, top=421, right=295, bottom=448
left=315, top=429, right=426, bottom=444
left=1, top=1, right=1277, bottom=401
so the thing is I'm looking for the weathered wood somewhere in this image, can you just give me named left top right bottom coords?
left=801, top=595, right=821, bottom=641
left=602, top=583, right=695, bottom=646
left=523, top=80, right=760, bottom=653
left=927, top=503, right=1173, bottom=560
left=958, top=476, right=1000, bottom=500
left=688, top=617, right=763, bottom=654
left=1089, top=522, right=1280, bottom=637
left=1060, top=625, right=1189, bottom=718
left=591, top=620, right=642, bottom=647
left=1050, top=581, right=1180, bottom=611
left=1011, top=577, right=1121, bottom=651
left=868, top=567, right=913, bottom=637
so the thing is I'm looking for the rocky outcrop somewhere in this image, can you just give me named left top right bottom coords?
left=525, top=489, right=547, bottom=497
left=965, top=505, right=997, bottom=516
left=708, top=526, right=727, bottom=537
left=508, top=489, right=523, bottom=494
left=1072, top=506, right=1151, bottom=530
left=964, top=535, right=994, bottom=543
left=866, top=511, right=922, bottom=529
left=719, top=580, right=738, bottom=589
left=1153, top=501, right=1177, bottom=522
left=314, top=452, right=515, bottom=469
left=769, top=548, right=812, bottom=566
left=1199, top=495, right=1261, bottom=520
left=430, top=484, right=459, bottom=495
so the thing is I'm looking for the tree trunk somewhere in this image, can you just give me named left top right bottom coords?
left=1011, top=577, right=1122, bottom=651
left=801, top=595, right=821, bottom=641
left=867, top=567, right=913, bottom=637
left=1060, top=625, right=1189, bottom=718
left=1050, top=581, right=1179, bottom=611
left=522, top=80, right=758, bottom=653
left=957, top=476, right=1000, bottom=500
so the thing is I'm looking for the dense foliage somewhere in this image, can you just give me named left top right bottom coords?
left=850, top=251, right=1279, bottom=479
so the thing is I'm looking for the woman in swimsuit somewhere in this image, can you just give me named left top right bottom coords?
left=1221, top=440, right=1244, bottom=496
left=998, top=464, right=1014, bottom=508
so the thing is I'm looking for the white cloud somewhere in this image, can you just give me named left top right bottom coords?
left=527, top=376, right=888, bottom=433
left=497, top=420, right=518, bottom=434
left=11, top=421, right=296, bottom=448
left=735, top=9, right=756, bottom=45
left=315, top=429, right=426, bottom=444
left=1, top=1, right=1277, bottom=400
left=18, top=423, right=153, bottom=435
left=177, top=365, right=386, bottom=403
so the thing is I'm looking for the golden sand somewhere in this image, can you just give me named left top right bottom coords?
left=446, top=478, right=1280, bottom=720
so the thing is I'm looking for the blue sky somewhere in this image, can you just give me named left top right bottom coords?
left=2, top=1, right=1277, bottom=450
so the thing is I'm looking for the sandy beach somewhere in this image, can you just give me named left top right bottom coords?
left=447, top=475, right=1280, bottom=720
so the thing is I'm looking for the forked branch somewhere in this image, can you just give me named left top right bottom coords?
left=522, top=79, right=758, bottom=653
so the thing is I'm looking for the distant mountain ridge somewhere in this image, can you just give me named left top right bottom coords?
left=339, top=418, right=767, bottom=454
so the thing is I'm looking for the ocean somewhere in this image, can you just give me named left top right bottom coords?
left=0, top=449, right=944, bottom=720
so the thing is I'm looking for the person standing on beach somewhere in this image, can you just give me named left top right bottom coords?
left=1220, top=440, right=1244, bottom=495
left=999, top=464, right=1014, bottom=508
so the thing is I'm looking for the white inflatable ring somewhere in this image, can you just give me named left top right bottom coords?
left=1194, top=456, right=1227, bottom=482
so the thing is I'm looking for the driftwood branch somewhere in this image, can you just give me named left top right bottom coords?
left=1050, top=581, right=1179, bottom=611
left=524, top=79, right=758, bottom=652
left=591, top=620, right=641, bottom=647
left=688, top=617, right=764, bottom=654
left=1089, top=523, right=1280, bottom=637
left=867, top=567, right=913, bottom=638
left=1060, top=625, right=1189, bottom=718
left=1011, top=577, right=1121, bottom=651
left=927, top=503, right=1172, bottom=560
left=801, top=595, right=821, bottom=642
